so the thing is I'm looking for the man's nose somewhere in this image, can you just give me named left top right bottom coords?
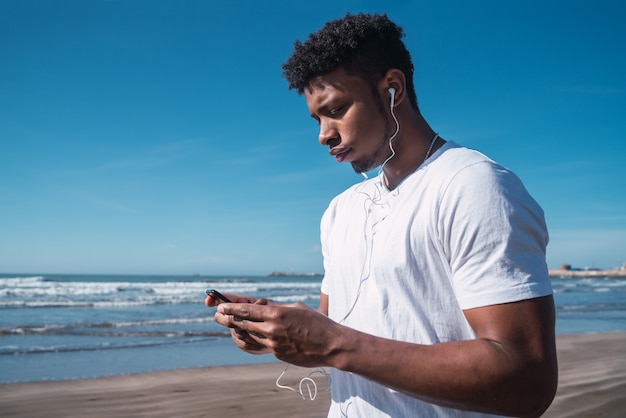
left=318, top=119, right=338, bottom=146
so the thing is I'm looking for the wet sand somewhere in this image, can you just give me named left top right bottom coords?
left=1, top=333, right=624, bottom=417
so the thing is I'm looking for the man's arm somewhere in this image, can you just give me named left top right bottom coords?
left=332, top=295, right=557, bottom=417
left=215, top=294, right=557, bottom=417
left=318, top=292, right=328, bottom=315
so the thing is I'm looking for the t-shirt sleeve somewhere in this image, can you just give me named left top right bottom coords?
left=437, top=161, right=553, bottom=310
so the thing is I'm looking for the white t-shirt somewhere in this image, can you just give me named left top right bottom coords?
left=320, top=142, right=553, bottom=417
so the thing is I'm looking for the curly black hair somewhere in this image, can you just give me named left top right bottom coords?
left=282, top=13, right=418, bottom=110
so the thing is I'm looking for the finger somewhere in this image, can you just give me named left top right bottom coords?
left=217, top=302, right=270, bottom=321
left=231, top=329, right=272, bottom=355
left=214, top=308, right=273, bottom=343
left=205, top=295, right=222, bottom=307
left=214, top=308, right=258, bottom=331
left=226, top=294, right=259, bottom=303
left=214, top=309, right=238, bottom=328
left=253, top=298, right=276, bottom=306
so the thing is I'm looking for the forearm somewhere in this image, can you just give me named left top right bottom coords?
left=214, top=296, right=557, bottom=416
left=328, top=326, right=555, bottom=417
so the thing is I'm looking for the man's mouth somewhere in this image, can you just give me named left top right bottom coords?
left=330, top=147, right=352, bottom=162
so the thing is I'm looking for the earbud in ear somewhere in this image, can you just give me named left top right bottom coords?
left=388, top=87, right=396, bottom=107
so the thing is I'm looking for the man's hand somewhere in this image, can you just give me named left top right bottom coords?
left=214, top=302, right=341, bottom=367
left=206, top=293, right=275, bottom=354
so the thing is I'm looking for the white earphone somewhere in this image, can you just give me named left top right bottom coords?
left=360, top=88, right=399, bottom=180
left=388, top=87, right=396, bottom=108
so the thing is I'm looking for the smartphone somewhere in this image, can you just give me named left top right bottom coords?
left=206, top=289, right=232, bottom=303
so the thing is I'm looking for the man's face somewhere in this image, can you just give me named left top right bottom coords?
left=304, top=68, right=392, bottom=174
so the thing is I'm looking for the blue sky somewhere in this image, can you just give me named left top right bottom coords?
left=1, top=0, right=625, bottom=275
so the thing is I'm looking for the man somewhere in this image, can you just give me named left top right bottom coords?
left=206, top=13, right=557, bottom=417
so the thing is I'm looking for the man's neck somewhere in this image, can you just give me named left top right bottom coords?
left=382, top=113, right=440, bottom=190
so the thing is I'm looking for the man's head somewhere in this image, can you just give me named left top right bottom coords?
left=282, top=13, right=418, bottom=111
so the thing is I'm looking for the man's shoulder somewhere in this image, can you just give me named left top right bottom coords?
left=434, top=141, right=495, bottom=168
left=431, top=142, right=518, bottom=186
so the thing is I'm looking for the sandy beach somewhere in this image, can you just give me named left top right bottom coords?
left=1, top=332, right=624, bottom=417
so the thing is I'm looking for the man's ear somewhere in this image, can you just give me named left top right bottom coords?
left=380, top=68, right=407, bottom=108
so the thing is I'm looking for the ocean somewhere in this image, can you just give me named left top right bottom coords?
left=1, top=273, right=625, bottom=383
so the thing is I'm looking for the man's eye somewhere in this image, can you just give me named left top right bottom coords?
left=330, top=106, right=344, bottom=116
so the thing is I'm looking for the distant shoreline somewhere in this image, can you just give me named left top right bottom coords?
left=267, top=271, right=323, bottom=277
left=549, top=268, right=626, bottom=278
left=267, top=270, right=626, bottom=279
left=266, top=270, right=626, bottom=278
